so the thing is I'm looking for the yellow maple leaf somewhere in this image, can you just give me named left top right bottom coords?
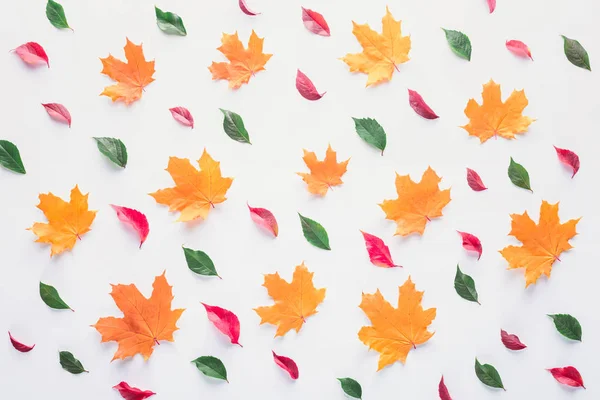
left=341, top=7, right=411, bottom=86
left=462, top=79, right=534, bottom=143
left=380, top=167, right=451, bottom=236
left=149, top=149, right=233, bottom=222
left=359, top=276, right=436, bottom=370
left=254, top=263, right=326, bottom=337
left=500, top=201, right=580, bottom=287
left=209, top=30, right=272, bottom=89
left=297, top=145, right=350, bottom=196
left=29, top=185, right=97, bottom=256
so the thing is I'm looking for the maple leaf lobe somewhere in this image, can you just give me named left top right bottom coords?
left=297, top=145, right=349, bottom=196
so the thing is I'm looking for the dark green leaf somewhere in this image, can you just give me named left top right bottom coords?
left=352, top=117, right=386, bottom=154
left=442, top=28, right=472, bottom=61
left=548, top=314, right=582, bottom=341
left=299, top=213, right=330, bottom=250
left=454, top=265, right=480, bottom=304
left=46, top=0, right=71, bottom=30
left=155, top=6, right=187, bottom=36
left=93, top=137, right=128, bottom=168
left=59, top=351, right=87, bottom=374
left=475, top=358, right=505, bottom=390
left=220, top=109, right=251, bottom=144
left=40, top=282, right=72, bottom=311
left=183, top=247, right=220, bottom=277
left=0, top=140, right=26, bottom=174
left=337, top=377, right=362, bottom=399
left=561, top=35, right=591, bottom=71
left=191, top=356, right=228, bottom=382
left=508, top=157, right=532, bottom=191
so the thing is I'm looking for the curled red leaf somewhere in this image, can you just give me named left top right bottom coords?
left=457, top=231, right=482, bottom=260
left=113, top=381, right=156, bottom=400
left=466, top=168, right=487, bottom=191
left=248, top=203, right=278, bottom=237
left=408, top=89, right=439, bottom=119
left=8, top=331, right=35, bottom=353
left=272, top=351, right=299, bottom=379
left=501, top=329, right=527, bottom=350
left=201, top=303, right=242, bottom=346
left=554, top=146, right=580, bottom=178
left=238, top=0, right=260, bottom=16
left=547, top=367, right=585, bottom=389
left=487, top=0, right=496, bottom=13
left=110, top=205, right=150, bottom=248
left=438, top=376, right=453, bottom=400
left=506, top=40, right=533, bottom=60
left=169, top=107, right=194, bottom=128
left=42, top=103, right=71, bottom=127
left=296, top=70, right=325, bottom=101
left=360, top=230, right=401, bottom=268
left=301, top=7, right=330, bottom=36
left=13, top=42, right=49, bottom=67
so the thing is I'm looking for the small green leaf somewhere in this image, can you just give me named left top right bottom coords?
left=191, top=356, right=228, bottom=382
left=46, top=0, right=71, bottom=30
left=454, top=265, right=480, bottom=304
left=59, top=351, right=87, bottom=374
left=508, top=157, right=532, bottom=191
left=183, top=247, right=220, bottom=278
left=442, top=28, right=472, bottom=61
left=93, top=137, right=128, bottom=168
left=475, top=358, right=505, bottom=390
left=548, top=314, right=582, bottom=341
left=561, top=35, right=591, bottom=71
left=0, top=140, right=26, bottom=174
left=299, top=213, right=330, bottom=250
left=220, top=109, right=251, bottom=144
left=337, top=377, right=362, bottom=399
left=40, top=282, right=72, bottom=311
left=352, top=117, right=386, bottom=154
left=155, top=6, right=187, bottom=36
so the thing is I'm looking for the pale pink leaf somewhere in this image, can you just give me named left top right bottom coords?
left=501, top=329, right=527, bottom=350
left=201, top=303, right=242, bottom=346
left=554, top=146, right=580, bottom=178
left=169, top=107, right=194, bottom=128
left=301, top=7, right=330, bottom=36
left=408, top=89, right=439, bottom=119
left=248, top=203, right=278, bottom=237
left=110, top=205, right=150, bottom=248
left=438, top=376, right=453, bottom=400
left=547, top=367, right=585, bottom=389
left=360, top=230, right=400, bottom=268
left=296, top=70, right=325, bottom=101
left=42, top=103, right=71, bottom=127
left=8, top=331, right=35, bottom=353
left=272, top=351, right=299, bottom=380
left=506, top=40, right=533, bottom=60
left=487, top=0, right=496, bottom=13
left=238, top=0, right=260, bottom=16
left=113, top=382, right=156, bottom=400
left=466, top=168, right=487, bottom=191
left=14, top=42, right=49, bottom=67
left=457, top=231, right=482, bottom=260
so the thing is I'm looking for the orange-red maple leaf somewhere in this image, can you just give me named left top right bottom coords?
left=297, top=145, right=349, bottom=196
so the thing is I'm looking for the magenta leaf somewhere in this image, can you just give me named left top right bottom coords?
left=438, top=376, right=453, bottom=400
left=554, top=146, right=580, bottom=178
left=238, top=0, right=260, bottom=16
left=113, top=382, right=156, bottom=400
left=506, top=40, right=533, bottom=60
left=487, top=0, right=496, bottom=13
left=361, top=230, right=400, bottom=268
left=201, top=303, right=242, bottom=346
left=466, top=168, right=487, bottom=191
left=8, top=331, right=35, bottom=353
left=169, top=107, right=194, bottom=128
left=547, top=367, right=585, bottom=389
left=301, top=7, right=330, bottom=36
left=110, top=205, right=150, bottom=248
left=272, top=351, right=299, bottom=380
left=457, top=231, right=482, bottom=260
left=42, top=103, right=71, bottom=127
left=408, top=89, right=439, bottom=119
left=500, top=329, right=527, bottom=350
left=296, top=70, right=325, bottom=101
left=13, top=42, right=49, bottom=67
left=248, top=203, right=278, bottom=237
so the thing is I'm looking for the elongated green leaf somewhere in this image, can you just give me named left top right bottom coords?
left=93, top=137, right=127, bottom=168
left=548, top=314, right=582, bottom=341
left=183, top=247, right=220, bottom=277
left=155, top=6, right=187, bottom=36
left=454, top=265, right=480, bottom=304
left=508, top=157, right=532, bottom=191
left=0, top=140, right=26, bottom=174
left=40, top=282, right=72, bottom=311
left=561, top=35, right=591, bottom=71
left=442, top=28, right=471, bottom=61
left=46, top=0, right=71, bottom=30
left=59, top=351, right=87, bottom=374
left=352, top=117, right=386, bottom=154
left=191, top=356, right=228, bottom=382
left=299, top=213, right=330, bottom=250
left=475, top=358, right=505, bottom=390
left=220, top=109, right=251, bottom=144
left=337, top=377, right=362, bottom=399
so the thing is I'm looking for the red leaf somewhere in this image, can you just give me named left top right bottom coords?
left=201, top=303, right=242, bottom=346
left=113, top=382, right=156, bottom=400
left=487, top=0, right=496, bottom=13
left=547, top=367, right=585, bottom=389
left=13, top=42, right=49, bottom=67
left=301, top=7, right=330, bottom=36
left=248, top=203, right=278, bottom=237
left=360, top=230, right=401, bottom=268
left=501, top=329, right=527, bottom=350
left=296, top=70, right=325, bottom=101
left=272, top=351, right=299, bottom=379
left=554, top=146, right=580, bottom=178
left=438, top=376, right=453, bottom=400
left=408, top=89, right=439, bottom=119
left=169, top=107, right=194, bottom=128
left=8, top=331, right=35, bottom=353
left=506, top=40, right=533, bottom=60
left=238, top=0, right=260, bottom=16
left=42, top=103, right=71, bottom=127
left=466, top=168, right=487, bottom=191
left=457, top=231, right=482, bottom=260
left=110, top=205, right=150, bottom=248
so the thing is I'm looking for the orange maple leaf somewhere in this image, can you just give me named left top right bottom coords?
left=341, top=7, right=411, bottom=86
left=297, top=145, right=350, bottom=196
left=500, top=201, right=580, bottom=287
left=29, top=185, right=97, bottom=257
left=93, top=272, right=185, bottom=361
left=149, top=149, right=233, bottom=222
left=209, top=30, right=272, bottom=89
left=254, top=263, right=326, bottom=337
left=100, top=38, right=155, bottom=104
left=462, top=79, right=534, bottom=143
left=380, top=167, right=451, bottom=236
left=359, top=276, right=436, bottom=370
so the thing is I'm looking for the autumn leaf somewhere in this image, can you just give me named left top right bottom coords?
left=149, top=149, right=233, bottom=222
left=359, top=276, right=436, bottom=370
left=380, top=167, right=451, bottom=236
left=500, top=201, right=580, bottom=287
left=462, top=79, right=534, bottom=143
left=29, top=185, right=97, bottom=256
left=93, top=272, right=185, bottom=361
left=254, top=263, right=326, bottom=337
left=100, top=38, right=155, bottom=104
left=297, top=145, right=349, bottom=196
left=341, top=7, right=411, bottom=86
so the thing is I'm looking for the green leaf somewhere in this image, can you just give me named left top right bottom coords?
left=454, top=265, right=480, bottom=304
left=93, top=137, right=128, bottom=168
left=46, top=0, right=71, bottom=30
left=220, top=109, right=251, bottom=144
left=508, top=157, right=532, bottom=191
left=442, top=28, right=472, bottom=61
left=548, top=314, right=582, bottom=341
left=59, top=351, right=87, bottom=374
left=298, top=213, right=331, bottom=250
left=561, top=35, right=591, bottom=71
left=352, top=117, right=386, bottom=154
left=337, top=377, right=362, bottom=399
left=475, top=358, right=505, bottom=390
left=155, top=6, right=187, bottom=36
left=0, top=140, right=26, bottom=174
left=191, top=356, right=228, bottom=382
left=183, top=247, right=220, bottom=278
left=40, top=282, right=72, bottom=311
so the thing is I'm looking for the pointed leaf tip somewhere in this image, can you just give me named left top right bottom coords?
left=113, top=381, right=156, bottom=399
left=239, top=0, right=260, bottom=15
left=508, top=157, right=532, bottom=191
left=301, top=7, right=330, bottom=36
left=14, top=42, right=49, bottom=67
left=191, top=356, right=228, bottom=381
left=457, top=231, right=482, bottom=260
left=475, top=358, right=505, bottom=390
left=8, top=332, right=35, bottom=352
left=361, top=231, right=401, bottom=268
left=408, top=89, right=439, bottom=119
left=466, top=168, right=487, bottom=191
left=338, top=377, right=362, bottom=399
left=248, top=204, right=278, bottom=237
left=201, top=303, right=242, bottom=346
left=500, top=329, right=527, bottom=350
left=554, top=146, right=580, bottom=178
left=296, top=70, right=325, bottom=100
left=299, top=213, right=330, bottom=250
left=548, top=367, right=585, bottom=389
left=272, top=351, right=299, bottom=379
left=42, top=103, right=71, bottom=127
left=506, top=40, right=533, bottom=60
left=169, top=107, right=194, bottom=128
left=454, top=265, right=480, bottom=304
left=0, top=140, right=26, bottom=174
left=110, top=205, right=149, bottom=247
left=438, top=376, right=453, bottom=400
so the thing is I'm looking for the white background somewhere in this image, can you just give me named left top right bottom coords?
left=1, top=0, right=599, bottom=398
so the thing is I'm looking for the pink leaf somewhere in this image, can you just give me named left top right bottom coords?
left=501, top=329, right=527, bottom=350
left=296, top=70, right=325, bottom=101
left=438, top=376, right=453, bottom=400
left=248, top=203, right=278, bottom=237
left=505, top=40, right=533, bottom=60
left=42, top=103, right=71, bottom=127
left=110, top=205, right=150, bottom=248
left=13, top=42, right=49, bottom=67
left=554, top=146, right=580, bottom=178
left=113, top=382, right=156, bottom=400
left=8, top=331, right=35, bottom=353
left=238, top=0, right=260, bottom=16
left=466, top=168, right=487, bottom=191
left=408, top=89, right=439, bottom=119
left=201, top=303, right=242, bottom=346
left=487, top=0, right=496, bottom=13
left=360, top=230, right=401, bottom=268
left=169, top=107, right=194, bottom=128
left=272, top=351, right=299, bottom=380
left=457, top=231, right=482, bottom=260
left=301, top=7, right=330, bottom=36
left=547, top=367, right=585, bottom=389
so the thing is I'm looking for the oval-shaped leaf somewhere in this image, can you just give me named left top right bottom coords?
left=296, top=70, right=325, bottom=101
left=0, top=140, right=26, bottom=174
left=454, top=265, right=479, bottom=304
left=439, top=376, right=453, bottom=400
left=506, top=40, right=533, bottom=60
left=361, top=230, right=400, bottom=268
left=548, top=314, right=582, bottom=341
left=408, top=89, right=439, bottom=119
left=352, top=117, right=386, bottom=154
left=298, top=213, right=330, bottom=250
left=46, top=0, right=71, bottom=30
left=239, top=0, right=260, bottom=16
left=220, top=109, right=251, bottom=144
left=338, top=377, right=362, bottom=399
left=508, top=157, right=532, bottom=191
left=59, top=351, right=87, bottom=374
left=475, top=358, right=505, bottom=390
left=501, top=329, right=527, bottom=350
left=169, top=107, right=194, bottom=128
left=110, top=205, right=149, bottom=248
left=301, top=7, right=330, bottom=36
left=201, top=303, right=242, bottom=346
left=93, top=137, right=128, bottom=168
left=191, top=356, right=228, bottom=382
left=14, top=42, right=49, bottom=67
left=547, top=366, right=585, bottom=389
left=40, top=282, right=72, bottom=311
left=554, top=146, right=580, bottom=178
left=42, top=103, right=71, bottom=127
left=561, top=35, right=591, bottom=71
left=183, top=247, right=220, bottom=278
left=155, top=6, right=187, bottom=36
left=8, top=331, right=35, bottom=353
left=272, top=351, right=299, bottom=380
left=248, top=204, right=278, bottom=237
left=457, top=231, right=482, bottom=260
left=466, top=168, right=487, bottom=191
left=113, top=382, right=156, bottom=400
left=442, top=28, right=471, bottom=61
